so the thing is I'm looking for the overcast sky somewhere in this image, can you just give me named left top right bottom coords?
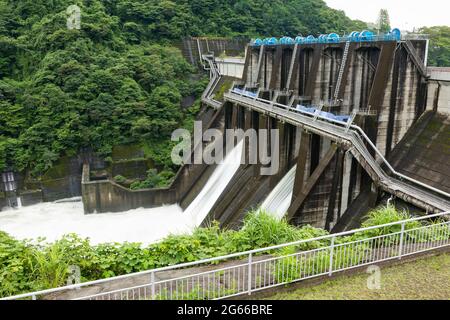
left=324, top=0, right=450, bottom=31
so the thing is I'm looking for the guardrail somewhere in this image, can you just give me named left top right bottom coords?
left=3, top=211, right=449, bottom=300
left=227, top=90, right=450, bottom=201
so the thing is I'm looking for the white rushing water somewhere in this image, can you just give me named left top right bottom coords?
left=184, top=140, right=243, bottom=226
left=260, top=165, right=297, bottom=220
left=0, top=142, right=244, bottom=245
left=0, top=201, right=189, bottom=245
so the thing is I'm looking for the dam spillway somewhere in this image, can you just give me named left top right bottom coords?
left=2, top=33, right=449, bottom=239
left=75, top=33, right=450, bottom=232
left=261, top=165, right=297, bottom=220
left=214, top=32, right=449, bottom=230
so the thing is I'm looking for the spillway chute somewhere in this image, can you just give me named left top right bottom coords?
left=183, top=141, right=244, bottom=227
left=260, top=165, right=297, bottom=220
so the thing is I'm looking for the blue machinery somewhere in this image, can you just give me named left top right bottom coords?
left=252, top=28, right=401, bottom=46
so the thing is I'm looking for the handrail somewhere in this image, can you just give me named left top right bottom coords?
left=227, top=91, right=450, bottom=200
left=3, top=210, right=449, bottom=300
left=201, top=54, right=222, bottom=109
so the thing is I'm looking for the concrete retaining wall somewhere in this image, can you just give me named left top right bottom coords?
left=81, top=164, right=177, bottom=214
left=427, top=80, right=450, bottom=114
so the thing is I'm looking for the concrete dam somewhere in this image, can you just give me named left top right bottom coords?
left=2, top=34, right=450, bottom=238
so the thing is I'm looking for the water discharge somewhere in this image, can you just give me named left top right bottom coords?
left=0, top=202, right=187, bottom=245
left=0, top=142, right=244, bottom=245
left=184, top=140, right=244, bottom=226
left=260, top=165, right=297, bottom=219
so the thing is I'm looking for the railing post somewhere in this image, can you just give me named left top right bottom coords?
left=329, top=236, right=335, bottom=276
left=151, top=271, right=155, bottom=300
left=32, top=294, right=36, bottom=300
left=398, top=222, right=406, bottom=259
left=248, top=253, right=253, bottom=295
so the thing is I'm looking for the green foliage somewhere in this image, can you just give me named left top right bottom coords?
left=113, top=175, right=126, bottom=184
left=214, top=79, right=233, bottom=102
left=419, top=26, right=450, bottom=67
left=31, top=242, right=70, bottom=290
left=0, top=231, right=36, bottom=297
left=376, top=9, right=391, bottom=33
left=0, top=0, right=200, bottom=175
left=154, top=284, right=238, bottom=300
left=0, top=0, right=366, bottom=174
left=129, top=168, right=175, bottom=189
left=227, top=210, right=329, bottom=252
left=353, top=205, right=421, bottom=242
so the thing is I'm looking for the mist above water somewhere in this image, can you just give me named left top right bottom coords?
left=0, top=201, right=188, bottom=245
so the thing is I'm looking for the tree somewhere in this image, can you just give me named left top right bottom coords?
left=376, top=9, right=391, bottom=34
left=419, top=26, right=450, bottom=67
left=0, top=0, right=368, bottom=176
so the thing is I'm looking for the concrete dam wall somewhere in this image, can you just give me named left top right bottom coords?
left=219, top=38, right=449, bottom=230
left=9, top=36, right=448, bottom=236
left=80, top=36, right=449, bottom=233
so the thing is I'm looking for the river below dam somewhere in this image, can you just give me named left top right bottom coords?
left=0, top=141, right=245, bottom=245
left=0, top=201, right=192, bottom=245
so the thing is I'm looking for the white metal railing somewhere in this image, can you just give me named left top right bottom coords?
left=2, top=211, right=449, bottom=300
left=227, top=90, right=450, bottom=201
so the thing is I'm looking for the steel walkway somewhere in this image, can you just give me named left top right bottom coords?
left=224, top=91, right=450, bottom=213
left=201, top=54, right=222, bottom=109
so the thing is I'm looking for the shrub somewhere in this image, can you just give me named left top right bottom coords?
left=353, top=205, right=421, bottom=243
left=0, top=232, right=37, bottom=297
left=113, top=175, right=127, bottom=184
left=228, top=210, right=329, bottom=252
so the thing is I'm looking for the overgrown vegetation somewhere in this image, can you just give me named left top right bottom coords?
left=0, top=0, right=203, bottom=178
left=129, top=168, right=175, bottom=190
left=1, top=206, right=448, bottom=298
left=419, top=26, right=450, bottom=67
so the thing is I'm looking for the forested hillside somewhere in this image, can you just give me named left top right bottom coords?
left=0, top=0, right=366, bottom=177
left=419, top=26, right=450, bottom=67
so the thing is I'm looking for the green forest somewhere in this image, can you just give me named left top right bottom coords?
left=0, top=0, right=448, bottom=179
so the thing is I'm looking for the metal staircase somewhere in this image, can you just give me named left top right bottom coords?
left=225, top=91, right=450, bottom=213
left=200, top=54, right=222, bottom=109
left=403, top=40, right=427, bottom=77
left=333, top=41, right=350, bottom=100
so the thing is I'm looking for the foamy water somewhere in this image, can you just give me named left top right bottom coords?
left=0, top=143, right=244, bottom=245
left=0, top=201, right=189, bottom=245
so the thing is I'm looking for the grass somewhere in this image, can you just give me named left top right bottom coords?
left=264, top=253, right=450, bottom=300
